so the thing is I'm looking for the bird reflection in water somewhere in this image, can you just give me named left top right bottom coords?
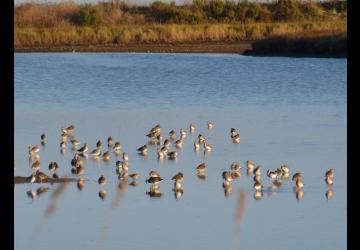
left=77, top=178, right=84, bottom=191
left=253, top=191, right=263, bottom=200
left=247, top=169, right=254, bottom=177
left=223, top=185, right=232, bottom=197
left=146, top=184, right=163, bottom=198
left=293, top=187, right=304, bottom=202
left=231, top=189, right=247, bottom=250
left=196, top=172, right=207, bottom=180
left=98, top=190, right=107, bottom=200
left=326, top=189, right=334, bottom=200
left=173, top=188, right=184, bottom=201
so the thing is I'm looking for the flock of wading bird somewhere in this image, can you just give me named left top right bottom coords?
left=19, top=122, right=335, bottom=201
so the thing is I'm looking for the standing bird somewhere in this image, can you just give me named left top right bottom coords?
left=168, top=151, right=178, bottom=160
left=36, top=170, right=48, bottom=184
left=113, top=142, right=122, bottom=152
left=292, top=172, right=302, bottom=181
left=169, top=130, right=176, bottom=140
left=246, top=160, right=255, bottom=170
left=198, top=134, right=205, bottom=144
left=137, top=145, right=148, bottom=155
left=31, top=160, right=41, bottom=171
left=149, top=170, right=161, bottom=178
left=70, top=138, right=80, bottom=147
left=77, top=143, right=88, bottom=154
left=171, top=172, right=184, bottom=183
left=146, top=176, right=163, bottom=185
left=48, top=162, right=59, bottom=172
left=98, top=175, right=106, bottom=186
left=40, top=133, right=46, bottom=145
left=28, top=145, right=40, bottom=156
left=222, top=171, right=233, bottom=187
left=61, top=125, right=75, bottom=135
left=280, top=164, right=290, bottom=174
left=107, top=136, right=113, bottom=148
left=325, top=168, right=334, bottom=179
left=267, top=170, right=277, bottom=179
left=253, top=180, right=263, bottom=191
left=295, top=179, right=304, bottom=189
left=103, top=151, right=111, bottom=161
left=230, top=162, right=241, bottom=172
left=196, top=163, right=206, bottom=173
left=89, top=146, right=101, bottom=156
left=254, top=166, right=261, bottom=176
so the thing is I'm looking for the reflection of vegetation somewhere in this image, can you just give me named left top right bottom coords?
left=14, top=0, right=346, bottom=46
left=247, top=30, right=346, bottom=57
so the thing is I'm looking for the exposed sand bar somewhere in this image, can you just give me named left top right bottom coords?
left=15, top=41, right=252, bottom=54
left=14, top=176, right=79, bottom=184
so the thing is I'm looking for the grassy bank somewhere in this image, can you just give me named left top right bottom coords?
left=15, top=21, right=346, bottom=46
left=246, top=30, right=346, bottom=57
left=14, top=1, right=347, bottom=55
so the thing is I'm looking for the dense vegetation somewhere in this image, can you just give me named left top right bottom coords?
left=14, top=0, right=347, bottom=46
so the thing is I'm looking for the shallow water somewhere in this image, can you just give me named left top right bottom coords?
left=15, top=53, right=346, bottom=250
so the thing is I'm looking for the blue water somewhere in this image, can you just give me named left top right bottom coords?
left=14, top=53, right=347, bottom=250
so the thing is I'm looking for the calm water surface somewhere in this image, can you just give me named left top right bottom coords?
left=15, top=53, right=347, bottom=250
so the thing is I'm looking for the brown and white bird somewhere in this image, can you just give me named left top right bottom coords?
left=137, top=145, right=148, bottom=155
left=246, top=160, right=255, bottom=170
left=267, top=169, right=277, bottom=179
left=70, top=138, right=80, bottom=147
left=175, top=139, right=183, bottom=148
left=325, top=168, right=334, bottom=179
left=253, top=180, right=263, bottom=191
left=169, top=130, right=176, bottom=140
left=230, top=162, right=241, bottom=172
left=254, top=166, right=261, bottom=176
left=98, top=175, right=106, bottom=186
left=103, top=151, right=111, bottom=161
left=168, top=151, right=178, bottom=160
left=77, top=143, right=88, bottom=154
left=149, top=170, right=161, bottom=178
left=280, top=164, right=290, bottom=174
left=207, top=121, right=214, bottom=129
left=89, top=146, right=102, bottom=156
left=28, top=145, right=40, bottom=156
left=198, top=134, right=206, bottom=144
left=196, top=163, right=206, bottom=172
left=292, top=172, right=302, bottom=181
left=31, top=160, right=41, bottom=171
left=295, top=179, right=304, bottom=189
left=40, top=133, right=46, bottom=144
left=171, top=172, right=184, bottom=183
left=107, top=136, right=113, bottom=148
left=146, top=176, right=163, bottom=185
left=48, top=162, right=59, bottom=172
left=113, top=142, right=122, bottom=152
left=61, top=125, right=75, bottom=135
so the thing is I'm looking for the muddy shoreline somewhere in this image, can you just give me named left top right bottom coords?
left=15, top=41, right=252, bottom=53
